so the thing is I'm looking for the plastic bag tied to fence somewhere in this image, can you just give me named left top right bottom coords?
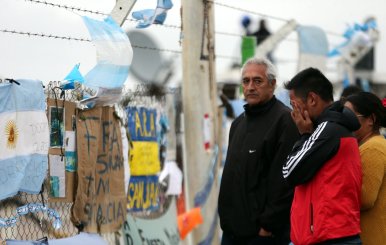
left=79, top=16, right=133, bottom=108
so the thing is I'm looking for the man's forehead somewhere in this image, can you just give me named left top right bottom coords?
left=242, top=74, right=263, bottom=78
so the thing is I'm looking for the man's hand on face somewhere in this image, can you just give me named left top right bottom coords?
left=291, top=101, right=314, bottom=135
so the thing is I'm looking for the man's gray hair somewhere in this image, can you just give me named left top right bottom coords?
left=241, top=57, right=277, bottom=85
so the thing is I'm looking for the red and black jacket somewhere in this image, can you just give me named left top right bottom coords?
left=283, top=102, right=362, bottom=245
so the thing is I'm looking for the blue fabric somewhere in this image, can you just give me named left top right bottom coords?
left=194, top=145, right=218, bottom=207
left=62, top=64, right=85, bottom=90
left=229, top=99, right=246, bottom=118
left=0, top=154, right=48, bottom=198
left=82, top=16, right=132, bottom=89
left=131, top=0, right=173, bottom=28
left=132, top=9, right=167, bottom=28
left=84, top=64, right=130, bottom=89
left=297, top=26, right=328, bottom=56
left=0, top=80, right=45, bottom=113
left=82, top=16, right=127, bottom=41
left=328, top=20, right=377, bottom=58
left=0, top=80, right=48, bottom=200
left=343, top=73, right=351, bottom=88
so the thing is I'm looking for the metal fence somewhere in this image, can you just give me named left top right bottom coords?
left=0, top=180, right=78, bottom=241
left=1, top=80, right=179, bottom=244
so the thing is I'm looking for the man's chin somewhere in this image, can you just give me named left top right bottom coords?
left=246, top=99, right=260, bottom=106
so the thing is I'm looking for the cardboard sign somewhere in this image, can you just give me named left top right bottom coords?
left=123, top=199, right=180, bottom=245
left=72, top=106, right=126, bottom=233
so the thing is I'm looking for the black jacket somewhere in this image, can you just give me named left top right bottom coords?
left=218, top=96, right=299, bottom=237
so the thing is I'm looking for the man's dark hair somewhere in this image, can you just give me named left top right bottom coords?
left=284, top=67, right=333, bottom=102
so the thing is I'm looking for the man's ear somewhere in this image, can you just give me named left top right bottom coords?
left=270, top=79, right=276, bottom=89
left=307, top=92, right=318, bottom=106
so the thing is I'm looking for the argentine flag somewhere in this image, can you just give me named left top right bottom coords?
left=0, top=80, right=49, bottom=200
left=82, top=16, right=133, bottom=89
left=297, top=25, right=328, bottom=73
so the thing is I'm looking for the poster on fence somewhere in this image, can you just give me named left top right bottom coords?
left=47, top=99, right=77, bottom=202
left=127, top=175, right=159, bottom=212
left=127, top=107, right=160, bottom=176
left=123, top=199, right=180, bottom=245
left=72, top=106, right=126, bottom=233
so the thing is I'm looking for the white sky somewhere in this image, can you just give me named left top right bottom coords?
left=0, top=0, right=385, bottom=86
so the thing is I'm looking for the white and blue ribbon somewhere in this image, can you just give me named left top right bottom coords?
left=82, top=16, right=133, bottom=90
left=328, top=20, right=377, bottom=57
left=132, top=0, right=173, bottom=28
left=1, top=203, right=62, bottom=229
left=194, top=145, right=218, bottom=207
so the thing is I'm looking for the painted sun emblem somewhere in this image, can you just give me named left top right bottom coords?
left=5, top=120, right=18, bottom=149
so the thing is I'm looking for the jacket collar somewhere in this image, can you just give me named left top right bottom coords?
left=243, top=96, right=277, bottom=116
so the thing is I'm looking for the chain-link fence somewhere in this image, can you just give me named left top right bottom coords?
left=1, top=80, right=180, bottom=244
left=0, top=180, right=78, bottom=241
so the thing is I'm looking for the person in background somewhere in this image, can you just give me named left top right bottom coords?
left=218, top=57, right=299, bottom=245
left=250, top=19, right=274, bottom=63
left=344, top=92, right=386, bottom=245
left=340, top=84, right=363, bottom=101
left=251, top=19, right=271, bottom=46
left=241, top=17, right=274, bottom=63
left=283, top=67, right=362, bottom=245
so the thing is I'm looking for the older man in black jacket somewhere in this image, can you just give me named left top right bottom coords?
left=218, top=57, right=299, bottom=245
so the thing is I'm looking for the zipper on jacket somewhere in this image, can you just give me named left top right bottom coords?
left=310, top=203, right=314, bottom=234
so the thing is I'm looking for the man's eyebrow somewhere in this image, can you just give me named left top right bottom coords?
left=242, top=76, right=262, bottom=79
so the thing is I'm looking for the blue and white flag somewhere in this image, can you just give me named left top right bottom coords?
left=328, top=19, right=377, bottom=58
left=0, top=80, right=49, bottom=200
left=61, top=63, right=85, bottom=90
left=132, top=0, right=173, bottom=28
left=297, top=25, right=328, bottom=72
left=82, top=16, right=133, bottom=89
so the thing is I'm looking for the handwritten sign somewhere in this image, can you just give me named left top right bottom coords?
left=128, top=175, right=159, bottom=212
left=123, top=199, right=180, bottom=245
left=127, top=107, right=157, bottom=141
left=127, top=107, right=160, bottom=175
left=73, top=106, right=126, bottom=233
left=130, top=141, right=160, bottom=175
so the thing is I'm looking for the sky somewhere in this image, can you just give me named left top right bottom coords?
left=0, top=0, right=385, bottom=87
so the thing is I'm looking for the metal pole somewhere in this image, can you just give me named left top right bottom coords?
left=110, top=0, right=137, bottom=26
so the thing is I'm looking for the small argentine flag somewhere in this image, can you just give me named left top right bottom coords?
left=297, top=25, right=328, bottom=73
left=82, top=16, right=133, bottom=90
left=0, top=80, right=49, bottom=200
